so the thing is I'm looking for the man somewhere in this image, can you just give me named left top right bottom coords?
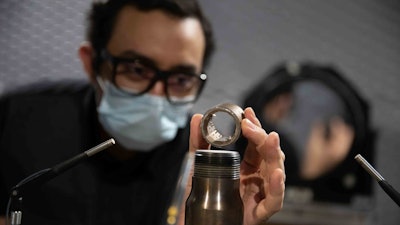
left=0, top=0, right=285, bottom=225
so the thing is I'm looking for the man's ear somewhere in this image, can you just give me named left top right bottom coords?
left=78, top=42, right=96, bottom=83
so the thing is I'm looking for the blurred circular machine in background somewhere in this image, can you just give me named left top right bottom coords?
left=236, top=62, right=377, bottom=225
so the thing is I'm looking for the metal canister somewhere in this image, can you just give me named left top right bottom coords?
left=185, top=150, right=243, bottom=225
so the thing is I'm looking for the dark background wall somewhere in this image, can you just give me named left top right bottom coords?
left=0, top=0, right=399, bottom=224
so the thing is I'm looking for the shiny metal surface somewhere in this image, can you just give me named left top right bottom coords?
left=10, top=211, right=22, bottom=225
left=355, top=154, right=384, bottom=181
left=185, top=150, right=243, bottom=225
left=84, top=138, right=115, bottom=156
left=200, top=103, right=244, bottom=148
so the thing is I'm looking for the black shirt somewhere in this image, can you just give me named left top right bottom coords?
left=0, top=79, right=190, bottom=225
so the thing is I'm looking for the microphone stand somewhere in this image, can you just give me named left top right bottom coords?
left=355, top=154, right=400, bottom=207
left=6, top=138, right=115, bottom=225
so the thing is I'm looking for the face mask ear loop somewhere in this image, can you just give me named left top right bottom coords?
left=96, top=76, right=106, bottom=92
left=94, top=75, right=107, bottom=105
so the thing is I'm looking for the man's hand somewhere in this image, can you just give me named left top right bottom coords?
left=240, top=108, right=285, bottom=225
left=180, top=107, right=285, bottom=225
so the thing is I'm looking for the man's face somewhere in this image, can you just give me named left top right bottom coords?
left=102, top=5, right=206, bottom=98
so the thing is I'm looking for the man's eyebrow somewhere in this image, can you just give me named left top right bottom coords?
left=117, top=50, right=154, bottom=64
left=117, top=50, right=199, bottom=73
left=170, top=65, right=198, bottom=73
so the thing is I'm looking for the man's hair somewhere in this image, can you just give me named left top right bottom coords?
left=86, top=0, right=215, bottom=71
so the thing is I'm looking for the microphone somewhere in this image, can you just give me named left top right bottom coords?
left=10, top=138, right=115, bottom=197
left=6, top=138, right=115, bottom=225
left=355, top=154, right=400, bottom=207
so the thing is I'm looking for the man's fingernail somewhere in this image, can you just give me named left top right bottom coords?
left=249, top=107, right=255, bottom=115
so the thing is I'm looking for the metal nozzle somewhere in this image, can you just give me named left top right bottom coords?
left=354, top=154, right=384, bottom=181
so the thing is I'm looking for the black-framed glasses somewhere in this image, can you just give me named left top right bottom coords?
left=99, top=49, right=207, bottom=105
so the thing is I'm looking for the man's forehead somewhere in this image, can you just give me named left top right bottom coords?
left=111, top=6, right=202, bottom=38
left=107, top=5, right=205, bottom=71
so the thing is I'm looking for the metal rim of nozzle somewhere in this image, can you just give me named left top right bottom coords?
left=354, top=154, right=384, bottom=181
left=200, top=103, right=244, bottom=148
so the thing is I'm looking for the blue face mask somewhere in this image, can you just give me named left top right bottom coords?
left=97, top=80, right=192, bottom=151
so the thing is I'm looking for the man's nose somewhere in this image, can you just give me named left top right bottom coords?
left=148, top=80, right=165, bottom=96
